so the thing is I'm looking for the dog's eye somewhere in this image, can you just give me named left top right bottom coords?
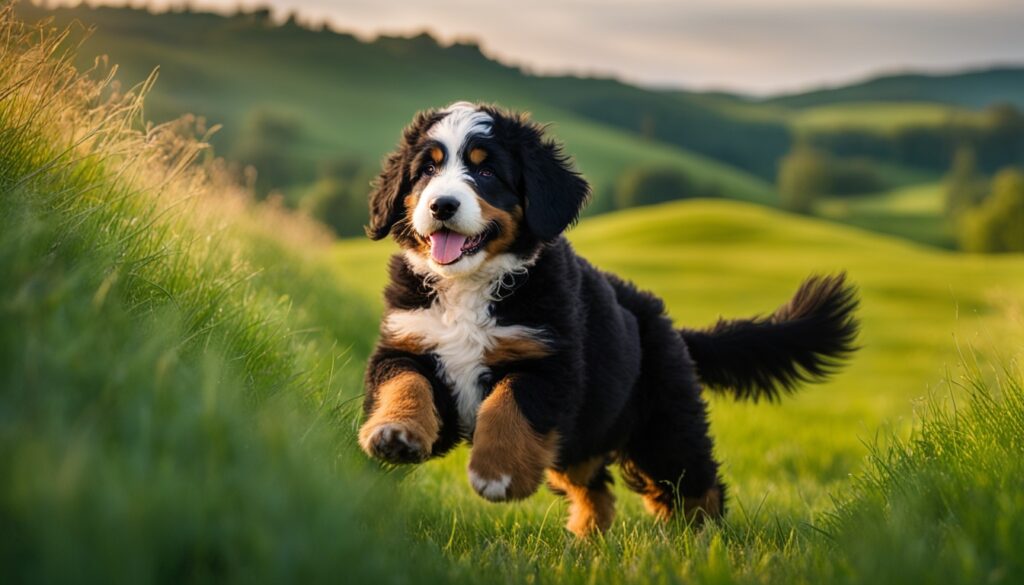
left=478, top=167, right=494, bottom=178
left=423, top=164, right=437, bottom=177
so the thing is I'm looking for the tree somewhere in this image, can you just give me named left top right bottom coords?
left=613, top=166, right=702, bottom=209
left=944, top=146, right=989, bottom=217
left=232, top=109, right=304, bottom=199
left=777, top=144, right=830, bottom=214
left=299, top=158, right=372, bottom=237
left=957, top=167, right=1024, bottom=253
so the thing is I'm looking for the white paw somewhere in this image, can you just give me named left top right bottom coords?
left=361, top=422, right=427, bottom=463
left=468, top=469, right=513, bottom=501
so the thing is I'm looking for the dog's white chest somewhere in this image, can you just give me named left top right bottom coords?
left=384, top=280, right=536, bottom=432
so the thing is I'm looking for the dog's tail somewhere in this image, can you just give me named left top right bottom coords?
left=679, top=273, right=859, bottom=402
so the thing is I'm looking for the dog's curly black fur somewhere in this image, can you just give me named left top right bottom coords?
left=357, top=102, right=860, bottom=535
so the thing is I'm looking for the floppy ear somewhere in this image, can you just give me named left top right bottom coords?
left=519, top=131, right=591, bottom=241
left=365, top=110, right=441, bottom=240
left=365, top=149, right=409, bottom=240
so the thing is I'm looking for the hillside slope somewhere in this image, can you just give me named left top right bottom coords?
left=768, top=66, right=1024, bottom=109
left=14, top=3, right=781, bottom=208
left=0, top=11, right=449, bottom=582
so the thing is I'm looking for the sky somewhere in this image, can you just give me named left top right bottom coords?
left=87, top=0, right=1024, bottom=94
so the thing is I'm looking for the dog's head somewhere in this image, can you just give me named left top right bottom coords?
left=366, top=102, right=590, bottom=278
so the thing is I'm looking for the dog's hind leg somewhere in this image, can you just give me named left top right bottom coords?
left=620, top=401, right=725, bottom=525
left=620, top=318, right=726, bottom=526
left=547, top=458, right=616, bottom=537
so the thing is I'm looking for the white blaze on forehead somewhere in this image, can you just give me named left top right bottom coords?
left=429, top=102, right=493, bottom=156
left=411, top=102, right=493, bottom=254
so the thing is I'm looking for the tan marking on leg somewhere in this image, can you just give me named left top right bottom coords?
left=468, top=379, right=558, bottom=501
left=560, top=456, right=605, bottom=486
left=683, top=486, right=722, bottom=525
left=622, top=460, right=675, bottom=521
left=430, top=146, right=444, bottom=164
left=358, top=371, right=439, bottom=462
left=642, top=492, right=674, bottom=522
left=547, top=458, right=616, bottom=537
left=380, top=331, right=430, bottom=355
left=482, top=335, right=551, bottom=365
left=469, top=147, right=487, bottom=165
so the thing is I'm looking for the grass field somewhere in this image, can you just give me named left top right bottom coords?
left=4, top=8, right=1024, bottom=584
left=790, top=102, right=983, bottom=135
left=817, top=183, right=955, bottom=248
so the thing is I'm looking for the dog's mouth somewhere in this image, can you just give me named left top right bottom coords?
left=428, top=225, right=494, bottom=265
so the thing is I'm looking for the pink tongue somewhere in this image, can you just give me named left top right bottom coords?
left=429, top=231, right=468, bottom=264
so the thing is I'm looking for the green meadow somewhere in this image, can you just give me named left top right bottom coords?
left=3, top=6, right=1024, bottom=585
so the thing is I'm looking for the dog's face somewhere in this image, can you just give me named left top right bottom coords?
left=366, top=102, right=590, bottom=278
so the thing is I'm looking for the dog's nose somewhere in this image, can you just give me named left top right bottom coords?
left=430, top=196, right=460, bottom=221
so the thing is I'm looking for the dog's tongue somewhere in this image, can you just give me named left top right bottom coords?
left=429, top=230, right=468, bottom=264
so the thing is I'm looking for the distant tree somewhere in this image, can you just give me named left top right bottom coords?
left=232, top=109, right=304, bottom=199
left=777, top=144, right=830, bottom=213
left=957, top=167, right=1024, bottom=253
left=612, top=166, right=702, bottom=209
left=299, top=158, right=372, bottom=237
left=827, top=157, right=884, bottom=196
left=944, top=146, right=989, bottom=217
left=979, top=103, right=1024, bottom=170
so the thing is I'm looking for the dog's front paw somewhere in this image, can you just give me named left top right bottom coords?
left=359, top=421, right=430, bottom=464
left=467, top=379, right=560, bottom=502
left=468, top=468, right=514, bottom=502
left=466, top=450, right=546, bottom=502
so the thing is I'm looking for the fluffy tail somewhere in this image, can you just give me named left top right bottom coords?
left=680, top=273, right=859, bottom=402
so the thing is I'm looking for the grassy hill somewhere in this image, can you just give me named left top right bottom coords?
left=13, top=3, right=782, bottom=212
left=4, top=8, right=1024, bottom=583
left=789, top=102, right=985, bottom=134
left=17, top=4, right=1024, bottom=253
left=767, top=66, right=1024, bottom=109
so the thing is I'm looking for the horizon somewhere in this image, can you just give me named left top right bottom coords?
left=64, top=0, right=1024, bottom=95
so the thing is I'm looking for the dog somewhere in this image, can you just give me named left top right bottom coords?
left=357, top=102, right=859, bottom=536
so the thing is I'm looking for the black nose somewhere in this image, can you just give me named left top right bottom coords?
left=430, top=196, right=460, bottom=221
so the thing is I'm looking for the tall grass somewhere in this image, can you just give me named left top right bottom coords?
left=815, top=356, right=1024, bottom=584
left=0, top=8, right=441, bottom=583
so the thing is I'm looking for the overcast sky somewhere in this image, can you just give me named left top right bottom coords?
left=92, top=0, right=1024, bottom=94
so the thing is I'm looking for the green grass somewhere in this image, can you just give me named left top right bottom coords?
left=790, top=102, right=983, bottom=135
left=817, top=183, right=954, bottom=248
left=5, top=8, right=1024, bottom=584
left=0, top=13, right=444, bottom=582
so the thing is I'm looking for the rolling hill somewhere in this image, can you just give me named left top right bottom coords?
left=14, top=3, right=1023, bottom=251
left=767, top=66, right=1024, bottom=110
left=13, top=2, right=783, bottom=211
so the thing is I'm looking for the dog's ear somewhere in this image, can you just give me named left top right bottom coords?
left=365, top=149, right=408, bottom=240
left=518, top=126, right=591, bottom=241
left=365, top=110, right=440, bottom=240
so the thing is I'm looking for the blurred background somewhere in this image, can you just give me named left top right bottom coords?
left=20, top=0, right=1024, bottom=252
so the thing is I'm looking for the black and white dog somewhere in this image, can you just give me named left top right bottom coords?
left=358, top=102, right=859, bottom=536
